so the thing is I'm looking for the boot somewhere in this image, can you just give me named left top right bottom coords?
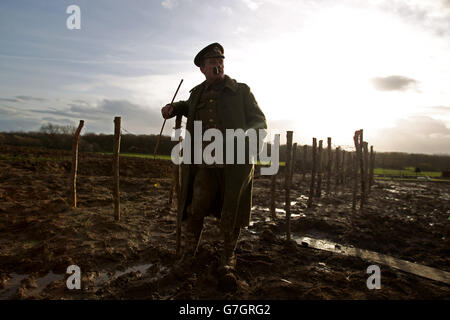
left=172, top=222, right=203, bottom=277
left=218, top=227, right=240, bottom=274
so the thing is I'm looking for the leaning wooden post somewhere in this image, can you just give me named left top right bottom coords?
left=285, top=131, right=293, bottom=241
left=363, top=141, right=369, bottom=199
left=369, top=145, right=375, bottom=193
left=326, top=137, right=332, bottom=196
left=113, top=117, right=121, bottom=221
left=70, top=120, right=84, bottom=208
left=315, top=140, right=323, bottom=197
left=303, top=145, right=307, bottom=180
left=307, top=138, right=317, bottom=208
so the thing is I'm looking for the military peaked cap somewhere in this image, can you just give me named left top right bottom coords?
left=194, top=42, right=225, bottom=67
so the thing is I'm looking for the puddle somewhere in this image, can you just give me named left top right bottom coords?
left=293, top=236, right=450, bottom=285
left=0, top=273, right=26, bottom=299
left=92, top=263, right=153, bottom=288
left=0, top=271, right=64, bottom=300
left=0, top=263, right=154, bottom=299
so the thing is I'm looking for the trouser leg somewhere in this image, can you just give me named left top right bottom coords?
left=182, top=167, right=220, bottom=258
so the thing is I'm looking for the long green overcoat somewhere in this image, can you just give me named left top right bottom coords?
left=172, top=75, right=267, bottom=233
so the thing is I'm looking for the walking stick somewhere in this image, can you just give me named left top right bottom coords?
left=175, top=113, right=183, bottom=257
left=153, top=79, right=184, bottom=159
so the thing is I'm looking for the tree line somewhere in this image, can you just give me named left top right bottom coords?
left=0, top=123, right=449, bottom=171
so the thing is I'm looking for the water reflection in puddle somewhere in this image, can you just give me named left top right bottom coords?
left=0, top=263, right=155, bottom=299
left=292, top=236, right=450, bottom=285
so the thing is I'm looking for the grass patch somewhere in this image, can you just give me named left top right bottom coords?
left=374, top=167, right=442, bottom=178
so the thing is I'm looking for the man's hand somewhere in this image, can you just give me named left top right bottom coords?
left=161, top=104, right=175, bottom=119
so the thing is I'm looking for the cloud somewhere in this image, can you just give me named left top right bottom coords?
left=372, top=116, right=450, bottom=154
left=0, top=96, right=47, bottom=103
left=0, top=98, right=20, bottom=103
left=241, top=0, right=262, bottom=10
left=372, top=0, right=450, bottom=37
left=161, top=0, right=178, bottom=10
left=431, top=106, right=450, bottom=112
left=221, top=6, right=233, bottom=15
left=15, top=96, right=48, bottom=102
left=371, top=75, right=419, bottom=91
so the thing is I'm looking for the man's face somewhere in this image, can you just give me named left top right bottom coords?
left=200, top=57, right=224, bottom=83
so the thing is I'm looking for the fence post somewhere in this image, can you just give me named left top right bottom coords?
left=70, top=120, right=84, bottom=208
left=290, top=143, right=297, bottom=185
left=326, top=137, right=332, bottom=196
left=307, top=138, right=317, bottom=208
left=363, top=141, right=369, bottom=199
left=357, top=130, right=365, bottom=210
left=303, top=145, right=307, bottom=180
left=335, top=147, right=340, bottom=192
left=113, top=117, right=121, bottom=221
left=369, top=145, right=375, bottom=193
left=351, top=149, right=358, bottom=211
left=341, top=150, right=346, bottom=185
left=270, top=171, right=277, bottom=220
left=285, top=131, right=293, bottom=241
left=315, top=140, right=323, bottom=197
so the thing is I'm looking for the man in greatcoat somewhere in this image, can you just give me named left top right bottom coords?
left=161, top=43, right=267, bottom=282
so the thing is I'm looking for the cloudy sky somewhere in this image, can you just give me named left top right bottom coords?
left=0, top=0, right=449, bottom=154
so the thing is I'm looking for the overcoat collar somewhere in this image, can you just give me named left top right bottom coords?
left=189, top=75, right=237, bottom=93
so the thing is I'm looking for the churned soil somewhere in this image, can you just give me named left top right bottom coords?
left=0, top=145, right=449, bottom=300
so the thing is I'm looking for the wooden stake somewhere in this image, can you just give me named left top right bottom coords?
left=326, top=137, right=332, bottom=196
left=70, top=120, right=84, bottom=208
left=358, top=130, right=365, bottom=210
left=335, top=147, right=340, bottom=192
left=285, top=131, right=293, bottom=241
left=303, top=145, right=307, bottom=180
left=369, top=145, right=375, bottom=193
left=315, top=140, right=323, bottom=198
left=307, top=138, right=317, bottom=208
left=270, top=171, right=277, bottom=221
left=363, top=141, right=369, bottom=199
left=113, top=117, right=121, bottom=221
left=351, top=150, right=358, bottom=211
left=290, top=143, right=297, bottom=185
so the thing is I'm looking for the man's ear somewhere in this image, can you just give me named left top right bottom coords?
left=200, top=65, right=206, bottom=75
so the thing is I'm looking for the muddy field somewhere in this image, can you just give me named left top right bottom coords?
left=0, top=145, right=449, bottom=300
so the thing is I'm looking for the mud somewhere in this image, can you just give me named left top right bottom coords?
left=0, top=145, right=449, bottom=300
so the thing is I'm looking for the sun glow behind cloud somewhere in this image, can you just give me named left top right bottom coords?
left=227, top=4, right=449, bottom=147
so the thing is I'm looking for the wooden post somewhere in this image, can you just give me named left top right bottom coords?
left=341, top=150, right=346, bottom=185
left=357, top=130, right=365, bottom=210
left=270, top=172, right=277, bottom=221
left=352, top=143, right=358, bottom=211
left=363, top=141, right=369, bottom=198
left=285, top=131, right=293, bottom=241
left=307, top=138, right=317, bottom=208
left=326, top=137, right=332, bottom=196
left=335, top=147, right=340, bottom=192
left=290, top=143, right=297, bottom=185
left=302, top=145, right=307, bottom=180
left=315, top=140, right=323, bottom=197
left=369, top=145, right=375, bottom=193
left=70, top=120, right=84, bottom=208
left=113, top=117, right=121, bottom=221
